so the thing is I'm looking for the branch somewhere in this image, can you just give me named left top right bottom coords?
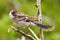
left=36, top=0, right=44, bottom=40
left=21, top=36, right=25, bottom=40
left=36, top=0, right=42, bottom=22
left=28, top=28, right=39, bottom=40
left=10, top=26, right=35, bottom=40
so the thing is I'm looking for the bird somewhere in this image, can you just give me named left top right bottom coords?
left=9, top=10, right=54, bottom=31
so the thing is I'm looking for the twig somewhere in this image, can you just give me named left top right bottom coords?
left=21, top=36, right=25, bottom=40
left=40, top=29, right=44, bottom=40
left=36, top=0, right=44, bottom=40
left=28, top=28, right=39, bottom=40
left=10, top=26, right=35, bottom=40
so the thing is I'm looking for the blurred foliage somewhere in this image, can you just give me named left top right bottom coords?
left=0, top=0, right=60, bottom=40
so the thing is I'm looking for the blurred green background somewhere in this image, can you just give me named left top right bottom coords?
left=0, top=0, right=60, bottom=40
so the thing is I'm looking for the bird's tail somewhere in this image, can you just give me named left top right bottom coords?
left=33, top=22, right=55, bottom=31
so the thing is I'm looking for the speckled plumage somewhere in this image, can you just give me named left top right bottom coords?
left=9, top=10, right=54, bottom=31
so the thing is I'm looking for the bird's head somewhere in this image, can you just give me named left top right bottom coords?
left=9, top=10, right=17, bottom=19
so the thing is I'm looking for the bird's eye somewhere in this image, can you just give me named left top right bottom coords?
left=12, top=11, right=17, bottom=16
left=12, top=12, right=15, bottom=15
left=11, top=10, right=17, bottom=16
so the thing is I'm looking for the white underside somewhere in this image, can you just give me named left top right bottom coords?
left=14, top=21, right=35, bottom=27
